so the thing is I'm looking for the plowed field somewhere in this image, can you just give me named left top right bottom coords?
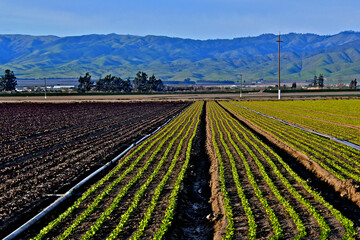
left=0, top=101, right=190, bottom=237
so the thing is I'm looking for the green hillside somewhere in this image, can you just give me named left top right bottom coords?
left=1, top=32, right=360, bottom=83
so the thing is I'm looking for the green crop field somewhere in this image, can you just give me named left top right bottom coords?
left=3, top=99, right=360, bottom=239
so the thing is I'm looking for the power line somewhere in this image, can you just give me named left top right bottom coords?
left=276, top=34, right=283, bottom=100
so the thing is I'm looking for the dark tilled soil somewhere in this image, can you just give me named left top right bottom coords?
left=165, top=102, right=213, bottom=240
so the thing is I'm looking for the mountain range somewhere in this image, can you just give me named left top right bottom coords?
left=1, top=31, right=360, bottom=83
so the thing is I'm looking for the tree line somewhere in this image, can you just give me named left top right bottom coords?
left=0, top=69, right=358, bottom=92
left=0, top=69, right=164, bottom=93
left=0, top=69, right=17, bottom=91
left=78, top=71, right=164, bottom=92
left=310, top=74, right=325, bottom=87
left=349, top=79, right=357, bottom=89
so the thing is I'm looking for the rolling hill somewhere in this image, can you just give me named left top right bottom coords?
left=1, top=31, right=360, bottom=83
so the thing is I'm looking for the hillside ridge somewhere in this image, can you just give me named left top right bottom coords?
left=1, top=31, right=360, bottom=82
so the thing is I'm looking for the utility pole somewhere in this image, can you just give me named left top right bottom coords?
left=44, top=77, right=47, bottom=99
left=239, top=74, right=243, bottom=98
left=276, top=34, right=283, bottom=100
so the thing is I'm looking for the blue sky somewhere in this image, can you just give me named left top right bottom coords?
left=0, top=0, right=359, bottom=39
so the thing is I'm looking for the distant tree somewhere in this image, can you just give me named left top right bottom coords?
left=154, top=78, right=164, bottom=91
left=95, top=75, right=114, bottom=92
left=110, top=76, right=123, bottom=92
left=95, top=78, right=104, bottom=91
left=148, top=74, right=156, bottom=91
left=95, top=72, right=162, bottom=93
left=133, top=72, right=164, bottom=92
left=94, top=74, right=133, bottom=92
left=133, top=72, right=148, bottom=92
left=103, top=75, right=113, bottom=92
left=349, top=79, right=357, bottom=89
left=291, top=82, right=297, bottom=89
left=121, top=78, right=132, bottom=92
left=78, top=72, right=93, bottom=92
left=318, top=74, right=324, bottom=87
left=349, top=80, right=354, bottom=89
left=95, top=75, right=109, bottom=91
left=183, top=78, right=196, bottom=85
left=312, top=75, right=318, bottom=87
left=310, top=74, right=325, bottom=88
left=0, top=75, right=5, bottom=91
left=0, top=69, right=17, bottom=91
left=147, top=74, right=164, bottom=91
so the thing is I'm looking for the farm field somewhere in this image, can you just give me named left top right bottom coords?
left=0, top=101, right=190, bottom=237
left=3, top=99, right=360, bottom=239
left=29, top=101, right=203, bottom=240
left=207, top=101, right=356, bottom=239
left=235, top=99, right=360, bottom=145
left=222, top=101, right=360, bottom=205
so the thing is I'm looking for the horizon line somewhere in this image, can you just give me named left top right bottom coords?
left=0, top=30, right=358, bottom=41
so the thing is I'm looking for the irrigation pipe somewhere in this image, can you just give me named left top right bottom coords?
left=4, top=103, right=192, bottom=240
left=230, top=102, right=360, bottom=151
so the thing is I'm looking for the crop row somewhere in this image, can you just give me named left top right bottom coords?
left=222, top=101, right=360, bottom=184
left=0, top=102, right=189, bottom=236
left=207, top=101, right=355, bottom=239
left=236, top=100, right=360, bottom=145
left=32, top=101, right=203, bottom=240
left=33, top=105, right=194, bottom=239
left=238, top=99, right=360, bottom=124
left=253, top=99, right=360, bottom=118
